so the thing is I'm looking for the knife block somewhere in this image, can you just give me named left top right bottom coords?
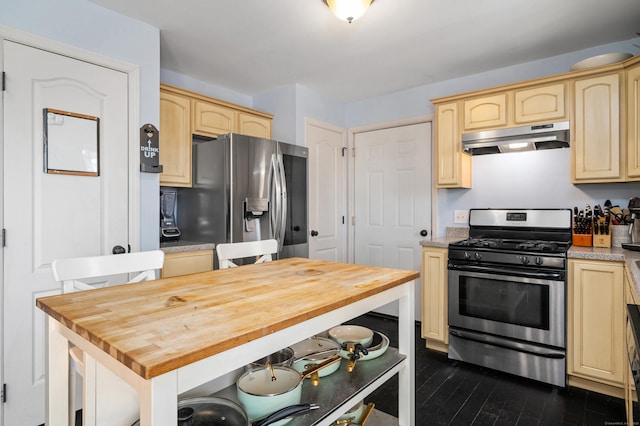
left=572, top=232, right=592, bottom=247
left=572, top=218, right=593, bottom=247
left=593, top=217, right=612, bottom=248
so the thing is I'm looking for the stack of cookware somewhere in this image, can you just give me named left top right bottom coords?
left=237, top=324, right=388, bottom=425
left=131, top=324, right=390, bottom=425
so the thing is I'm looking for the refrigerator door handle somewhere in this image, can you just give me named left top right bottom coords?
left=277, top=153, right=287, bottom=252
left=271, top=153, right=282, bottom=242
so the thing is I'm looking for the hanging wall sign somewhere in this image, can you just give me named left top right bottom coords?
left=43, top=108, right=100, bottom=176
left=140, top=123, right=163, bottom=173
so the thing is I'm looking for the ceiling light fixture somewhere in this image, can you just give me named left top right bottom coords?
left=323, top=0, right=374, bottom=23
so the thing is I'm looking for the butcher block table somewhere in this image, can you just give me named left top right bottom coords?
left=37, top=257, right=418, bottom=426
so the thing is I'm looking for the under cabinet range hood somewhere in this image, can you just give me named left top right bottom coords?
left=462, top=121, right=570, bottom=155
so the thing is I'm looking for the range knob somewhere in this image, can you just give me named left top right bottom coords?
left=535, top=257, right=543, bottom=266
left=474, top=252, right=482, bottom=261
left=464, top=252, right=471, bottom=260
left=521, top=256, right=530, bottom=265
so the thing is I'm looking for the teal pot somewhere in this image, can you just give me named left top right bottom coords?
left=236, top=355, right=340, bottom=423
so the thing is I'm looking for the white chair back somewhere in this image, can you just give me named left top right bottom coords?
left=51, top=250, right=165, bottom=422
left=216, top=239, right=277, bottom=269
left=52, top=250, right=165, bottom=294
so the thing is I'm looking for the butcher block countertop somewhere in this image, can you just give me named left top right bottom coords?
left=36, top=257, right=418, bottom=381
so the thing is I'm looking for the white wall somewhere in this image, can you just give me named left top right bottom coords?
left=1, top=0, right=161, bottom=250
left=161, top=68, right=253, bottom=108
left=438, top=149, right=639, bottom=230
left=253, top=83, right=346, bottom=145
left=253, top=85, right=298, bottom=143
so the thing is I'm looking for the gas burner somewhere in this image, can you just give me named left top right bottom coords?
left=458, top=238, right=503, bottom=248
left=515, top=241, right=559, bottom=252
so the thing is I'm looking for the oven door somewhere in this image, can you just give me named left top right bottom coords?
left=448, top=266, right=565, bottom=348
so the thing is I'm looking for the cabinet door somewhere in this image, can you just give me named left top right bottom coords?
left=435, top=102, right=472, bottom=188
left=160, top=90, right=192, bottom=187
left=514, top=83, right=567, bottom=124
left=625, top=267, right=639, bottom=425
left=463, top=93, right=508, bottom=131
left=161, top=250, right=214, bottom=278
left=568, top=259, right=624, bottom=387
left=572, top=73, right=622, bottom=182
left=193, top=100, right=235, bottom=137
left=236, top=112, right=272, bottom=139
left=421, top=247, right=448, bottom=352
left=627, top=63, right=640, bottom=179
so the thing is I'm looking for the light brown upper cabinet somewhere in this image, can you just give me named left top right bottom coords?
left=192, top=100, right=235, bottom=138
left=514, top=83, right=567, bottom=124
left=462, top=83, right=567, bottom=132
left=463, top=93, right=508, bottom=131
left=432, top=54, right=640, bottom=188
left=237, top=111, right=272, bottom=139
left=571, top=72, right=623, bottom=183
left=159, top=84, right=273, bottom=187
left=435, top=102, right=472, bottom=188
left=627, top=60, right=640, bottom=179
left=571, top=56, right=640, bottom=183
left=159, top=89, right=192, bottom=187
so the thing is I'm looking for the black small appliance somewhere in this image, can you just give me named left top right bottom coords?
left=160, top=189, right=181, bottom=241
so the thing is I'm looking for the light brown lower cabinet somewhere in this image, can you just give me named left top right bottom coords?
left=421, top=247, right=449, bottom=353
left=568, top=259, right=625, bottom=398
left=161, top=250, right=214, bottom=278
left=625, top=267, right=639, bottom=425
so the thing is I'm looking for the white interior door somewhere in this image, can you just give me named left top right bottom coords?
left=2, top=40, right=130, bottom=425
left=306, top=119, right=347, bottom=261
left=354, top=122, right=432, bottom=317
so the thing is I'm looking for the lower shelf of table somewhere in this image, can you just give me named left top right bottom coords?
left=212, top=347, right=406, bottom=426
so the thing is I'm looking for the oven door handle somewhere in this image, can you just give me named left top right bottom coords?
left=448, top=263, right=564, bottom=281
left=450, top=329, right=565, bottom=359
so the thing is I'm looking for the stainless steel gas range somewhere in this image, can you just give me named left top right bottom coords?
left=447, top=208, right=572, bottom=387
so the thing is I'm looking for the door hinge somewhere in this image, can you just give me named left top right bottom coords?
left=351, top=147, right=355, bottom=157
left=2, top=383, right=6, bottom=403
left=2, top=72, right=5, bottom=91
left=342, top=216, right=345, bottom=224
left=2, top=229, right=5, bottom=247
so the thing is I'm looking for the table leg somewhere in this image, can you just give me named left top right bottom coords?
left=139, top=371, right=178, bottom=426
left=82, top=353, right=97, bottom=426
left=398, top=280, right=416, bottom=426
left=46, top=318, right=70, bottom=426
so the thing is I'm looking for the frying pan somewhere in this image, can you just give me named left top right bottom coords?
left=131, top=396, right=316, bottom=426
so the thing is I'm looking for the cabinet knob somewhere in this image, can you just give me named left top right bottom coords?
left=420, top=229, right=428, bottom=237
left=310, top=230, right=319, bottom=237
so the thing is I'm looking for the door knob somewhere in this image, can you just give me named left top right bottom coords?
left=112, top=245, right=126, bottom=254
left=420, top=229, right=428, bottom=237
left=310, top=230, right=319, bottom=237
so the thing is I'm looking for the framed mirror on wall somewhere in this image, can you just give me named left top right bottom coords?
left=43, top=108, right=100, bottom=176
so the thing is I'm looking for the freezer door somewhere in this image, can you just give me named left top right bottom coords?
left=279, top=142, right=308, bottom=259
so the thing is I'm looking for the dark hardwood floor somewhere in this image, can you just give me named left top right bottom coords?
left=351, top=313, right=632, bottom=426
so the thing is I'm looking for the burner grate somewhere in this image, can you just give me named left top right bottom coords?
left=515, top=241, right=559, bottom=252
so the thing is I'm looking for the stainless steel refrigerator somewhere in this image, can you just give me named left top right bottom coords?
left=176, top=133, right=308, bottom=260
